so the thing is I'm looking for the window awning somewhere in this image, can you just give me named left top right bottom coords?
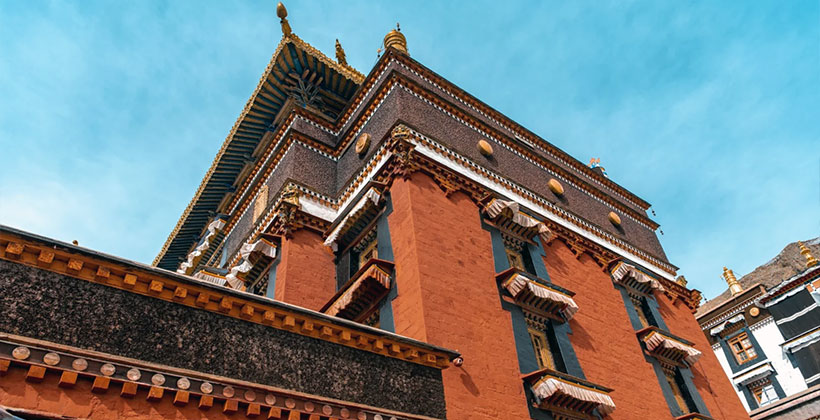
left=523, top=369, right=616, bottom=417
left=225, top=238, right=277, bottom=288
left=781, top=326, right=820, bottom=354
left=639, top=328, right=702, bottom=365
left=709, top=314, right=745, bottom=337
left=324, top=187, right=382, bottom=251
left=610, top=261, right=664, bottom=294
left=483, top=199, right=554, bottom=243
left=498, top=270, right=579, bottom=321
left=192, top=267, right=229, bottom=287
left=732, top=362, right=774, bottom=386
left=323, top=259, right=393, bottom=321
left=177, top=218, right=226, bottom=274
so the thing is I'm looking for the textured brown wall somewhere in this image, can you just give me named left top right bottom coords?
left=387, top=172, right=531, bottom=419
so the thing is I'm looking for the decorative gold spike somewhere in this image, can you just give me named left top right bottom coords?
left=723, top=267, right=742, bottom=295
left=277, top=2, right=292, bottom=36
left=335, top=39, right=347, bottom=65
left=383, top=22, right=408, bottom=55
left=798, top=241, right=818, bottom=267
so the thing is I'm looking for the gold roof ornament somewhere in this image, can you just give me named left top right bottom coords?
left=277, top=2, right=292, bottom=36
left=723, top=267, right=742, bottom=296
left=798, top=241, right=818, bottom=267
left=335, top=39, right=347, bottom=65
left=383, top=23, right=408, bottom=55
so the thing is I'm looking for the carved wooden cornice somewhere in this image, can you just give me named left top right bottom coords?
left=0, top=229, right=456, bottom=370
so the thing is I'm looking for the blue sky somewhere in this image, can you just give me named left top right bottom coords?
left=1, top=1, right=817, bottom=300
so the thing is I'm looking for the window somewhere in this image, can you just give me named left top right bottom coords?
left=751, top=381, right=778, bottom=407
left=630, top=293, right=656, bottom=328
left=349, top=230, right=378, bottom=279
left=525, top=313, right=564, bottom=372
left=728, top=332, right=757, bottom=364
left=506, top=248, right=526, bottom=271
left=503, top=234, right=536, bottom=275
left=663, top=365, right=697, bottom=414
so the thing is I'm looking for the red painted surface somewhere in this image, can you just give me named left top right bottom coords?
left=658, top=295, right=752, bottom=419
left=388, top=173, right=531, bottom=420
left=274, top=228, right=336, bottom=311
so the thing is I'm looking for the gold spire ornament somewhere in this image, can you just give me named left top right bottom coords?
left=277, top=2, right=292, bottom=36
left=383, top=23, right=408, bottom=55
left=723, top=267, right=742, bottom=295
left=335, top=39, right=347, bottom=65
left=798, top=241, right=818, bottom=267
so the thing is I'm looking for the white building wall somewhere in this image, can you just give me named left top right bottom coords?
left=711, top=316, right=809, bottom=412
left=749, top=316, right=808, bottom=395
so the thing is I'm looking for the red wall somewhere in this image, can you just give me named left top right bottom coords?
left=388, top=172, right=531, bottom=419
left=386, top=171, right=749, bottom=419
left=274, top=228, right=336, bottom=311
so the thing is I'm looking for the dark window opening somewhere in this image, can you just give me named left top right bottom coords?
left=663, top=365, right=697, bottom=414
left=525, top=312, right=566, bottom=373
left=503, top=234, right=536, bottom=275
left=348, top=229, right=378, bottom=280
left=630, top=293, right=658, bottom=328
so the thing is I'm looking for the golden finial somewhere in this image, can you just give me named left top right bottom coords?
left=277, top=2, right=292, bottom=36
left=723, top=267, right=742, bottom=296
left=798, top=241, right=818, bottom=267
left=335, top=39, right=347, bottom=65
left=676, top=275, right=688, bottom=287
left=383, top=22, right=408, bottom=55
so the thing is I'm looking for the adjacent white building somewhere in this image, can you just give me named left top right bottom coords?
left=695, top=239, right=820, bottom=419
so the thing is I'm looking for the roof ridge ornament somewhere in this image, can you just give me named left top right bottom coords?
left=383, top=22, right=408, bottom=55
left=798, top=241, right=818, bottom=268
left=335, top=39, right=347, bottom=65
left=277, top=2, right=292, bottom=36
left=723, top=266, right=742, bottom=296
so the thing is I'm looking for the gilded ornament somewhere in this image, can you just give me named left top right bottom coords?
left=200, top=382, right=214, bottom=394
left=323, top=405, right=333, bottom=415
left=43, top=352, right=60, bottom=366
left=383, top=23, right=408, bottom=55
left=355, top=133, right=371, bottom=155
left=177, top=377, right=191, bottom=390
left=798, top=241, right=818, bottom=267
left=265, top=394, right=277, bottom=405
left=340, top=408, right=350, bottom=418
left=12, top=346, right=30, bottom=360
left=100, top=363, right=116, bottom=376
left=285, top=398, right=296, bottom=409
left=608, top=211, right=621, bottom=226
left=749, top=307, right=760, bottom=317
left=335, top=39, right=347, bottom=65
left=72, top=358, right=88, bottom=371
left=223, top=385, right=236, bottom=398
left=547, top=178, right=564, bottom=195
left=477, top=139, right=494, bottom=157
left=277, top=2, right=292, bottom=36
left=304, top=402, right=314, bottom=412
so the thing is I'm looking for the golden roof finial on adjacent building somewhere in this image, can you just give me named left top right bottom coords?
left=798, top=241, right=818, bottom=268
left=723, top=267, right=742, bottom=296
left=335, top=39, right=347, bottom=65
left=277, top=2, right=292, bottom=36
left=383, top=22, right=408, bottom=55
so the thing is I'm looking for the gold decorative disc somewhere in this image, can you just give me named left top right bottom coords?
left=477, top=139, right=493, bottom=157
left=355, top=133, right=371, bottom=155
left=608, top=211, right=622, bottom=226
left=548, top=178, right=564, bottom=195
